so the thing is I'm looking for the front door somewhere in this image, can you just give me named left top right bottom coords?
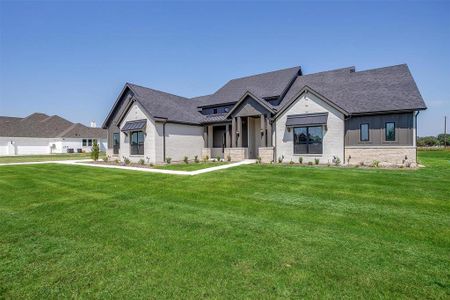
left=113, top=133, right=120, bottom=155
left=247, top=117, right=260, bottom=159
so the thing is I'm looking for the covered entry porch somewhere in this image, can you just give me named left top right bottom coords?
left=202, top=92, right=275, bottom=162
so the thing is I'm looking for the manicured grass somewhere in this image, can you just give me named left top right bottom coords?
left=0, top=150, right=449, bottom=298
left=155, top=161, right=228, bottom=171
left=0, top=152, right=96, bottom=163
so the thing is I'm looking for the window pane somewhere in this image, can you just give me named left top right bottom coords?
left=385, top=122, right=395, bottom=141
left=88, top=139, right=92, bottom=146
left=113, top=133, right=120, bottom=146
left=308, top=126, right=323, bottom=154
left=131, top=132, right=138, bottom=145
left=360, top=123, right=369, bottom=141
left=293, top=127, right=308, bottom=154
left=137, top=132, right=144, bottom=144
left=82, top=139, right=87, bottom=146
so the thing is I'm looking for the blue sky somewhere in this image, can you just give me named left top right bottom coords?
left=0, top=0, right=449, bottom=136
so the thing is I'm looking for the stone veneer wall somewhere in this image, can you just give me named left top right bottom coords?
left=345, top=147, right=416, bottom=165
left=224, top=148, right=248, bottom=161
left=201, top=148, right=211, bottom=159
left=259, top=147, right=274, bottom=163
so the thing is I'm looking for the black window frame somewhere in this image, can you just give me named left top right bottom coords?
left=82, top=139, right=87, bottom=146
left=130, top=131, right=144, bottom=155
left=88, top=139, right=92, bottom=146
left=360, top=123, right=369, bottom=142
left=293, top=126, right=323, bottom=155
left=385, top=122, right=396, bottom=141
left=213, top=108, right=218, bottom=114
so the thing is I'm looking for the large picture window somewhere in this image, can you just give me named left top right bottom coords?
left=293, top=126, right=323, bottom=154
left=385, top=122, right=395, bottom=141
left=130, top=131, right=144, bottom=155
left=360, top=123, right=369, bottom=141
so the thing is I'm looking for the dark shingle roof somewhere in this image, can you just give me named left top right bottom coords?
left=195, top=66, right=301, bottom=107
left=0, top=113, right=106, bottom=138
left=127, top=83, right=204, bottom=124
left=280, top=64, right=426, bottom=114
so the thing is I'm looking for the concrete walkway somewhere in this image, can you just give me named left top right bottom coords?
left=0, top=159, right=256, bottom=176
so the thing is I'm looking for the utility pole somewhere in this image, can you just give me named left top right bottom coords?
left=445, top=116, right=447, bottom=149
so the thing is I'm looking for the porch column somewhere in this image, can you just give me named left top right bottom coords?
left=225, top=124, right=230, bottom=148
left=260, top=114, right=266, bottom=147
left=207, top=125, right=213, bottom=148
left=203, top=126, right=208, bottom=147
left=237, top=116, right=242, bottom=147
left=266, top=115, right=272, bottom=147
left=231, top=117, right=236, bottom=147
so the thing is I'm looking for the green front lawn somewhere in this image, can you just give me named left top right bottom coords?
left=0, top=152, right=96, bottom=163
left=0, top=150, right=449, bottom=298
left=155, top=161, right=228, bottom=171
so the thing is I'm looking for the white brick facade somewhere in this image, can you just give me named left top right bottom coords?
left=274, top=92, right=345, bottom=164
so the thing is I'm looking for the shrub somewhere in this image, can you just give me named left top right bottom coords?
left=359, top=161, right=365, bottom=167
left=314, top=158, right=319, bottom=165
left=203, top=155, right=209, bottom=163
left=90, top=142, right=100, bottom=161
left=227, top=155, right=231, bottom=162
left=333, top=156, right=341, bottom=166
left=298, top=157, right=303, bottom=164
left=308, top=161, right=313, bottom=166
left=183, top=156, right=189, bottom=164
left=216, top=155, right=221, bottom=162
left=372, top=160, right=380, bottom=168
left=102, top=156, right=109, bottom=162
left=123, top=157, right=130, bottom=165
left=289, top=160, right=294, bottom=165
left=114, top=159, right=119, bottom=164
left=149, top=163, right=154, bottom=167
left=194, top=155, right=199, bottom=163
left=166, top=157, right=172, bottom=164
left=405, top=161, right=412, bottom=168
left=138, top=159, right=145, bottom=165
left=257, top=156, right=262, bottom=164
left=278, top=155, right=284, bottom=163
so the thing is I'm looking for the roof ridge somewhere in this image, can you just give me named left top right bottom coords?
left=126, top=82, right=190, bottom=101
left=227, top=66, right=300, bottom=82
left=302, top=66, right=355, bottom=77
left=352, top=63, right=408, bottom=74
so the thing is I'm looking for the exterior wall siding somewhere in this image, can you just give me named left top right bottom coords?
left=345, top=112, right=415, bottom=146
left=164, top=123, right=204, bottom=162
left=275, top=92, right=345, bottom=164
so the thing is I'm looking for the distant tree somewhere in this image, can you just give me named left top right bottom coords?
left=417, top=136, right=439, bottom=147
left=91, top=142, right=100, bottom=161
left=437, top=133, right=449, bottom=146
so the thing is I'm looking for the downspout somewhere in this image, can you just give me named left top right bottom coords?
left=343, top=114, right=351, bottom=164
left=415, top=111, right=420, bottom=163
left=273, top=117, right=277, bottom=163
left=163, top=121, right=166, bottom=162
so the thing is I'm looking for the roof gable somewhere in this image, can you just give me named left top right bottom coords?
left=225, top=91, right=274, bottom=119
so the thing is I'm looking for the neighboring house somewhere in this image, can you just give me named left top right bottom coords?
left=0, top=113, right=107, bottom=156
left=102, top=64, right=426, bottom=165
